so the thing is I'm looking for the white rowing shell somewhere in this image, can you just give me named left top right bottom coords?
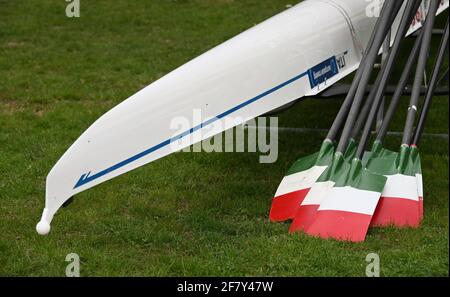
left=37, top=0, right=449, bottom=233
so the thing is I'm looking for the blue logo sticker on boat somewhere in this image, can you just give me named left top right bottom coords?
left=307, top=56, right=339, bottom=89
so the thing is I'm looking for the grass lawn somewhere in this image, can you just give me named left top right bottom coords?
left=0, top=0, right=448, bottom=276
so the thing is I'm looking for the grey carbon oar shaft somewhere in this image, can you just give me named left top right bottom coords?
left=375, top=27, right=425, bottom=143
left=413, top=18, right=449, bottom=146
left=325, top=0, right=399, bottom=142
left=355, top=0, right=422, bottom=158
left=401, top=0, right=440, bottom=145
left=336, top=0, right=401, bottom=154
left=350, top=2, right=409, bottom=140
left=351, top=66, right=384, bottom=139
left=351, top=0, right=417, bottom=140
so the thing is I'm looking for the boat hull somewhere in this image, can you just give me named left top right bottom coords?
left=38, top=0, right=449, bottom=232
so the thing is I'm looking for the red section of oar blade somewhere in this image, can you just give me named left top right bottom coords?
left=306, top=210, right=372, bottom=242
left=370, top=197, right=420, bottom=227
left=269, top=188, right=310, bottom=222
left=289, top=204, right=319, bottom=233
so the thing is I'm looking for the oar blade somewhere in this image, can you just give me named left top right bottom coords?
left=289, top=153, right=350, bottom=233
left=371, top=174, right=420, bottom=227
left=367, top=148, right=421, bottom=227
left=270, top=141, right=333, bottom=221
left=270, top=152, right=322, bottom=221
left=306, top=160, right=387, bottom=242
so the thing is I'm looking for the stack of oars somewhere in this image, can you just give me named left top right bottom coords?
left=269, top=0, right=449, bottom=242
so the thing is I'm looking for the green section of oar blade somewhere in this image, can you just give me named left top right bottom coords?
left=366, top=154, right=397, bottom=175
left=315, top=140, right=335, bottom=166
left=363, top=140, right=381, bottom=166
left=371, top=140, right=384, bottom=155
left=362, top=140, right=398, bottom=166
left=362, top=151, right=374, bottom=167
left=328, top=153, right=351, bottom=186
left=409, top=146, right=422, bottom=175
left=317, top=141, right=357, bottom=184
left=286, top=151, right=319, bottom=175
left=332, top=158, right=387, bottom=192
left=286, top=140, right=334, bottom=175
left=404, top=146, right=422, bottom=176
left=366, top=145, right=415, bottom=176
left=396, top=146, right=415, bottom=176
left=344, top=138, right=357, bottom=163
left=378, top=147, right=397, bottom=158
left=348, top=159, right=387, bottom=192
left=372, top=140, right=397, bottom=157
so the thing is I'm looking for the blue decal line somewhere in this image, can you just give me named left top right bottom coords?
left=74, top=71, right=308, bottom=189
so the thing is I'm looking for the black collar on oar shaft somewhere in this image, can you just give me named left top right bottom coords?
left=354, top=0, right=423, bottom=159
left=401, top=0, right=440, bottom=146
left=413, top=18, right=449, bottom=146
left=335, top=0, right=402, bottom=154
left=324, top=0, right=401, bottom=143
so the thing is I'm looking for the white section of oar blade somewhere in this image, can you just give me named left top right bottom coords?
left=416, top=173, right=423, bottom=197
left=301, top=181, right=335, bottom=205
left=36, top=208, right=53, bottom=235
left=381, top=174, right=418, bottom=201
left=318, top=186, right=381, bottom=215
left=275, top=166, right=327, bottom=197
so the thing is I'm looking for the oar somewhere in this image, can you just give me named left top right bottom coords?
left=290, top=0, right=404, bottom=239
left=268, top=0, right=388, bottom=222
left=410, top=18, right=448, bottom=223
left=366, top=0, right=440, bottom=228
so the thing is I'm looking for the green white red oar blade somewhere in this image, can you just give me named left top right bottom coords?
left=269, top=140, right=334, bottom=222
left=305, top=158, right=387, bottom=242
left=367, top=146, right=421, bottom=227
left=289, top=153, right=350, bottom=233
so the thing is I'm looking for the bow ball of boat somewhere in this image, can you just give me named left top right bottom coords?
left=37, top=0, right=449, bottom=235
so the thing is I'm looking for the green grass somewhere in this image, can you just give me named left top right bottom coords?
left=0, top=0, right=448, bottom=276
